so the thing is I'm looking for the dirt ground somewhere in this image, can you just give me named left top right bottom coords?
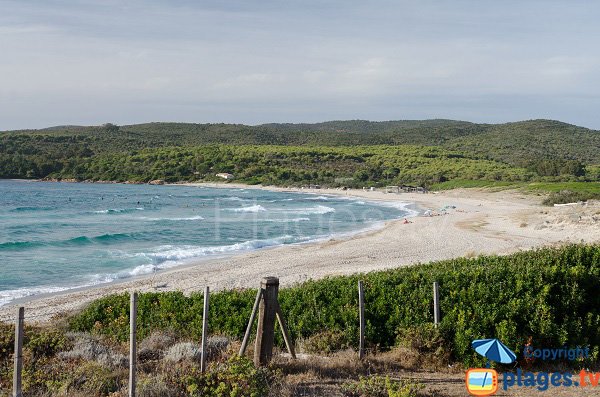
left=272, top=353, right=600, bottom=397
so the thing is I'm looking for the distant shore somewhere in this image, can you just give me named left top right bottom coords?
left=1, top=183, right=599, bottom=323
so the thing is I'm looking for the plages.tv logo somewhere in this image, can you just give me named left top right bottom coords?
left=466, top=338, right=517, bottom=396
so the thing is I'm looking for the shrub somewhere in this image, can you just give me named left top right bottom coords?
left=62, top=361, right=121, bottom=396
left=300, top=330, right=350, bottom=354
left=395, top=324, right=451, bottom=366
left=542, top=190, right=600, bottom=205
left=59, top=333, right=127, bottom=369
left=139, top=330, right=178, bottom=361
left=0, top=323, right=13, bottom=361
left=164, top=342, right=202, bottom=363
left=26, top=329, right=69, bottom=360
left=137, top=376, right=178, bottom=397
left=161, top=355, right=274, bottom=397
left=204, top=335, right=231, bottom=361
left=70, top=244, right=600, bottom=367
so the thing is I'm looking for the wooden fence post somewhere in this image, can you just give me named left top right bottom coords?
left=358, top=281, right=365, bottom=360
left=254, top=277, right=279, bottom=366
left=275, top=302, right=296, bottom=359
left=433, top=282, right=440, bottom=327
left=129, top=292, right=137, bottom=397
left=239, top=288, right=262, bottom=356
left=12, top=307, right=24, bottom=397
left=201, top=286, right=210, bottom=373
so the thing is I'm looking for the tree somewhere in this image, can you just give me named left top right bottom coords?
left=102, top=123, right=120, bottom=133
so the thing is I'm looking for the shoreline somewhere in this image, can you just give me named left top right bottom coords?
left=1, top=183, right=599, bottom=323
left=0, top=182, right=418, bottom=315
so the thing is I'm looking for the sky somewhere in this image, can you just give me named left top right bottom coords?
left=1, top=0, right=599, bottom=130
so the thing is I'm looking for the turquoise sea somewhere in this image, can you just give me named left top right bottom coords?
left=0, top=180, right=415, bottom=306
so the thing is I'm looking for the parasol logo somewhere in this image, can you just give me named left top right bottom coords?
left=466, top=339, right=600, bottom=393
left=466, top=338, right=516, bottom=396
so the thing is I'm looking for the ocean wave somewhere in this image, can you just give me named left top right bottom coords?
left=305, top=196, right=331, bottom=201
left=0, top=240, right=46, bottom=250
left=287, top=205, right=335, bottom=215
left=93, top=208, right=144, bottom=214
left=228, top=205, right=267, bottom=213
left=0, top=232, right=140, bottom=251
left=221, top=196, right=248, bottom=202
left=11, top=206, right=54, bottom=212
left=140, top=215, right=204, bottom=221
left=265, top=217, right=310, bottom=223
left=0, top=285, right=71, bottom=307
left=375, top=201, right=419, bottom=217
left=132, top=235, right=304, bottom=265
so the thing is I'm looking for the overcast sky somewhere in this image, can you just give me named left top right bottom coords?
left=1, top=0, right=599, bottom=130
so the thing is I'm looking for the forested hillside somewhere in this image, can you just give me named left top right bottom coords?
left=1, top=119, right=599, bottom=187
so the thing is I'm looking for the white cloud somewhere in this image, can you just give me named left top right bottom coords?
left=0, top=0, right=599, bottom=129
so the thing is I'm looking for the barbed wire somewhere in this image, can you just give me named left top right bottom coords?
left=0, top=310, right=65, bottom=323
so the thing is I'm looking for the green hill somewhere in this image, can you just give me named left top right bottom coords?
left=1, top=119, right=598, bottom=187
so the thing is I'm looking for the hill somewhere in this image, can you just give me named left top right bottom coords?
left=1, top=119, right=598, bottom=187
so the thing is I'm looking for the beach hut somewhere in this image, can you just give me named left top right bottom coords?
left=216, top=173, right=234, bottom=180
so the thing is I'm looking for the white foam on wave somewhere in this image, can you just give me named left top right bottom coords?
left=305, top=195, right=331, bottom=201
left=265, top=217, right=310, bottom=223
left=94, top=208, right=144, bottom=214
left=112, top=236, right=307, bottom=275
left=228, top=205, right=267, bottom=213
left=140, top=215, right=204, bottom=221
left=222, top=196, right=247, bottom=202
left=376, top=201, right=420, bottom=217
left=286, top=205, right=335, bottom=215
left=0, top=285, right=72, bottom=307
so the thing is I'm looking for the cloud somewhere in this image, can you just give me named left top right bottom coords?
left=0, top=0, right=599, bottom=129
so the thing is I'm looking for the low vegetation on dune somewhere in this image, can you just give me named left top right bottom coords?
left=69, top=244, right=600, bottom=368
left=2, top=244, right=600, bottom=395
left=4, top=245, right=596, bottom=395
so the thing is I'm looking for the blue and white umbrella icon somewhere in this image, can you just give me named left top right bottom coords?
left=472, top=338, right=517, bottom=364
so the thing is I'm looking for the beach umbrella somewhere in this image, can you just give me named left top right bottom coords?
left=472, top=338, right=516, bottom=364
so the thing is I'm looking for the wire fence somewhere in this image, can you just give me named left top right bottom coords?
left=3, top=277, right=442, bottom=397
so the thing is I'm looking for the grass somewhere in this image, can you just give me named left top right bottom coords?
left=430, top=180, right=600, bottom=194
left=429, top=180, right=600, bottom=205
left=429, top=179, right=521, bottom=191
left=524, top=182, right=600, bottom=194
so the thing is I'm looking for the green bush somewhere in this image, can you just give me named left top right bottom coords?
left=161, top=355, right=273, bottom=397
left=300, top=330, right=351, bottom=354
left=70, top=244, right=600, bottom=367
left=0, top=323, right=13, bottom=362
left=542, top=190, right=600, bottom=205
left=26, top=329, right=69, bottom=359
left=61, top=361, right=121, bottom=396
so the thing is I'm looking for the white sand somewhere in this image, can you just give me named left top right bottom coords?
left=1, top=184, right=599, bottom=323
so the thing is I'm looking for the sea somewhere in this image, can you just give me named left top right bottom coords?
left=0, top=180, right=415, bottom=306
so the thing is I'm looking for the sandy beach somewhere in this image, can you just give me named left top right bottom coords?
left=1, top=183, right=599, bottom=323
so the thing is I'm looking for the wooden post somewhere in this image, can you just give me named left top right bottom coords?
left=433, top=282, right=440, bottom=327
left=129, top=292, right=137, bottom=397
left=254, top=277, right=279, bottom=366
left=200, top=286, right=210, bottom=373
left=275, top=302, right=296, bottom=359
left=358, top=281, right=365, bottom=360
left=239, top=288, right=262, bottom=356
left=12, top=307, right=24, bottom=397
